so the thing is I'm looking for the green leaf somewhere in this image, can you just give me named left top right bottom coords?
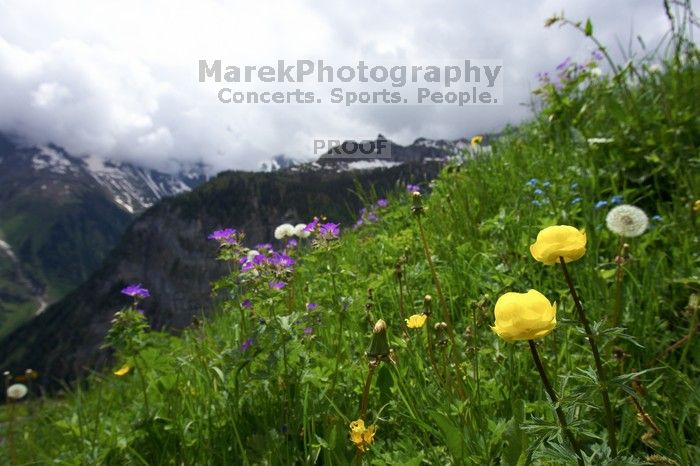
left=429, top=411, right=464, bottom=459
left=585, top=18, right=593, bottom=36
left=211, top=366, right=225, bottom=384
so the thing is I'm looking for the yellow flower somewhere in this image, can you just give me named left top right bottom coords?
left=405, top=314, right=427, bottom=329
left=491, top=290, right=557, bottom=342
left=693, top=200, right=700, bottom=212
left=471, top=135, right=483, bottom=145
left=114, top=363, right=132, bottom=377
left=349, top=419, right=377, bottom=451
left=530, top=225, right=587, bottom=265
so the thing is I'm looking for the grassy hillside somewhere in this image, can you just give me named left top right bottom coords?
left=2, top=13, right=699, bottom=466
left=0, top=176, right=133, bottom=339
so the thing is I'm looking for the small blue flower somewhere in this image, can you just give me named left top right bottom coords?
left=543, top=181, right=552, bottom=188
left=526, top=178, right=538, bottom=187
left=595, top=200, right=608, bottom=209
left=570, top=182, right=578, bottom=190
left=610, top=195, right=623, bottom=205
left=534, top=188, right=544, bottom=196
left=652, top=215, right=662, bottom=222
left=532, top=200, right=542, bottom=207
left=571, top=197, right=582, bottom=205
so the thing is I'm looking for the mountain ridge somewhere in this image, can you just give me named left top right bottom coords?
left=0, top=133, right=208, bottom=338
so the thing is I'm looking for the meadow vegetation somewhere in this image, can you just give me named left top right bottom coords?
left=2, top=8, right=699, bottom=465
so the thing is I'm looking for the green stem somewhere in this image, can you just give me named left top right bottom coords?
left=416, top=216, right=468, bottom=399
left=359, top=365, right=376, bottom=418
left=415, top=216, right=455, bottom=343
left=680, top=300, right=699, bottom=367
left=528, top=340, right=585, bottom=466
left=471, top=304, right=481, bottom=407
left=135, top=355, right=151, bottom=418
left=329, top=258, right=344, bottom=395
left=559, top=257, right=617, bottom=457
left=611, top=238, right=625, bottom=327
left=397, top=270, right=407, bottom=327
left=8, top=398, right=16, bottom=465
left=425, top=321, right=444, bottom=384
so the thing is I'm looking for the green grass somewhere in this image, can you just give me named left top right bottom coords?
left=2, top=12, right=699, bottom=466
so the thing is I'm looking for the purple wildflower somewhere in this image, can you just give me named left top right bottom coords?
left=286, top=238, right=298, bottom=248
left=376, top=198, right=389, bottom=208
left=367, top=212, right=379, bottom=222
left=241, top=299, right=252, bottom=309
left=556, top=57, right=571, bottom=71
left=306, top=303, right=317, bottom=310
left=269, top=281, right=287, bottom=289
left=303, top=217, right=320, bottom=233
left=121, top=284, right=150, bottom=299
left=303, top=327, right=313, bottom=335
left=591, top=50, right=604, bottom=61
left=241, top=338, right=253, bottom=351
left=319, top=222, right=340, bottom=239
left=271, top=252, right=295, bottom=268
left=208, top=228, right=237, bottom=244
left=255, top=243, right=273, bottom=251
left=406, top=184, right=420, bottom=193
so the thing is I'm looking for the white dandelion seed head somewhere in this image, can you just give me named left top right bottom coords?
left=294, top=223, right=310, bottom=238
left=247, top=249, right=260, bottom=261
left=606, top=204, right=649, bottom=237
left=7, top=383, right=28, bottom=400
left=274, top=223, right=295, bottom=240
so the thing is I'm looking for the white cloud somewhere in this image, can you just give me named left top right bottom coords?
left=0, top=0, right=678, bottom=173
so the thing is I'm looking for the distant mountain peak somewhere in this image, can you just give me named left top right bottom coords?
left=81, top=154, right=207, bottom=213
left=258, top=154, right=298, bottom=172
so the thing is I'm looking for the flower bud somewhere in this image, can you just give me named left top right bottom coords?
left=367, top=319, right=391, bottom=361
left=423, top=295, right=433, bottom=315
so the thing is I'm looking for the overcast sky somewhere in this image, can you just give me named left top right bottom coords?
left=0, top=0, right=683, bottom=173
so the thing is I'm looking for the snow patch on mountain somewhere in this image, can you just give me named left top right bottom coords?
left=32, top=146, right=78, bottom=174
left=82, top=155, right=202, bottom=212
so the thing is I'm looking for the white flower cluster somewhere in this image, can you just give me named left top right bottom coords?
left=274, top=223, right=310, bottom=240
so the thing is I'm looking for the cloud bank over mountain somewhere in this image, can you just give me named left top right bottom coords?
left=0, top=0, right=672, bottom=173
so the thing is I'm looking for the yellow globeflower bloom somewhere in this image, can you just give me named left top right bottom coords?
left=405, top=314, right=428, bottom=329
left=114, top=363, right=132, bottom=377
left=530, top=225, right=587, bottom=265
left=471, top=135, right=483, bottom=145
left=492, top=290, right=557, bottom=342
left=693, top=200, right=700, bottom=212
left=349, top=419, right=377, bottom=452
